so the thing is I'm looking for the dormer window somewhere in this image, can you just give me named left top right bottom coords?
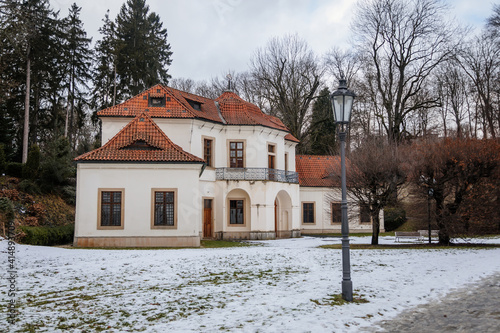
left=186, top=98, right=202, bottom=111
left=148, top=94, right=166, bottom=107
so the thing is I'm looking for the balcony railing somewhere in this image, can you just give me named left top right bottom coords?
left=216, top=168, right=299, bottom=184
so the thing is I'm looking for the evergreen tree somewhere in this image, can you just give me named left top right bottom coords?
left=114, top=0, right=172, bottom=99
left=91, top=10, right=117, bottom=120
left=309, top=88, right=337, bottom=155
left=61, top=3, right=93, bottom=148
left=2, top=0, right=56, bottom=162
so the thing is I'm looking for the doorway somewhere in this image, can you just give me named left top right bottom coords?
left=203, top=199, right=213, bottom=238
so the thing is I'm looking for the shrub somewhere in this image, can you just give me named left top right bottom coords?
left=19, top=179, right=41, bottom=195
left=384, top=207, right=407, bottom=231
left=6, top=162, right=23, bottom=178
left=19, top=224, right=74, bottom=246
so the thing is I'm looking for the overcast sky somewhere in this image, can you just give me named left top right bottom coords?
left=50, top=0, right=495, bottom=82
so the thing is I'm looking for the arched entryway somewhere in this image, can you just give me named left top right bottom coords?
left=274, top=190, right=293, bottom=238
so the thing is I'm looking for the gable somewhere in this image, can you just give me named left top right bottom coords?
left=75, top=112, right=205, bottom=163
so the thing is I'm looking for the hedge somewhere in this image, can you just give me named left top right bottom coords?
left=384, top=207, right=407, bottom=231
left=20, top=224, right=74, bottom=246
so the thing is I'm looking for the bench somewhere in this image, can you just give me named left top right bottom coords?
left=395, top=231, right=421, bottom=242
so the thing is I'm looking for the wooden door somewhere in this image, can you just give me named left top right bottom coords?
left=203, top=199, right=213, bottom=238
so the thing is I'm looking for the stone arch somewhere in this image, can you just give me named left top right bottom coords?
left=275, top=190, right=293, bottom=238
left=225, top=188, right=251, bottom=229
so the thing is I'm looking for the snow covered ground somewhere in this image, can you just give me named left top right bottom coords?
left=1, top=236, right=499, bottom=332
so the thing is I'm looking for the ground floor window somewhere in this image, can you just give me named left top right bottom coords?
left=360, top=203, right=371, bottom=223
left=99, top=189, right=124, bottom=228
left=229, top=199, right=244, bottom=224
left=153, top=190, right=177, bottom=228
left=302, top=202, right=315, bottom=224
left=331, top=202, right=341, bottom=224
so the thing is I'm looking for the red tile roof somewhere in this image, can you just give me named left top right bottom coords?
left=75, top=112, right=205, bottom=163
left=295, top=155, right=341, bottom=187
left=97, top=85, right=298, bottom=140
left=285, top=133, right=300, bottom=143
left=97, top=84, right=223, bottom=123
left=215, top=91, right=290, bottom=131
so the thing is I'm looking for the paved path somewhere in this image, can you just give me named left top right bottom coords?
left=363, top=273, right=500, bottom=333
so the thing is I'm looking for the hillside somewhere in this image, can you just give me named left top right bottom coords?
left=0, top=176, right=74, bottom=241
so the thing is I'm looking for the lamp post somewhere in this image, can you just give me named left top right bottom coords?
left=331, top=78, right=356, bottom=301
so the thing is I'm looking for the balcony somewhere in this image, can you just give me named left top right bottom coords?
left=216, top=168, right=299, bottom=184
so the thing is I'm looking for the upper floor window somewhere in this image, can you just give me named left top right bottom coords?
left=284, top=152, right=289, bottom=172
left=204, top=138, right=213, bottom=167
left=148, top=95, right=165, bottom=107
left=229, top=142, right=244, bottom=168
left=268, top=144, right=276, bottom=169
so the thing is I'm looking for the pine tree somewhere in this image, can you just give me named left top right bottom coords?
left=61, top=3, right=93, bottom=149
left=1, top=0, right=59, bottom=162
left=114, top=0, right=172, bottom=99
left=309, top=88, right=337, bottom=155
left=91, top=10, right=117, bottom=119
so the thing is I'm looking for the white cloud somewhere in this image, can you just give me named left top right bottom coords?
left=50, top=0, right=493, bottom=82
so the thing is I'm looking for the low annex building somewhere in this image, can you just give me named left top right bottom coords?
left=74, top=84, right=382, bottom=247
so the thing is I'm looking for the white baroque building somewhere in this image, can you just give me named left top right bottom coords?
left=74, top=84, right=382, bottom=247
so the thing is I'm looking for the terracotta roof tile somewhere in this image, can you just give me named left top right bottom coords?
left=96, top=85, right=298, bottom=140
left=215, top=91, right=292, bottom=132
left=295, top=155, right=341, bottom=187
left=75, top=112, right=205, bottom=163
left=285, top=133, right=300, bottom=142
left=97, top=84, right=223, bottom=123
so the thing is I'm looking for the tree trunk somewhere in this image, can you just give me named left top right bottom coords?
left=433, top=190, right=450, bottom=245
left=22, top=54, right=31, bottom=164
left=371, top=209, right=380, bottom=245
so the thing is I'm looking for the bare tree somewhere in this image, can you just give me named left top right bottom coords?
left=342, top=138, right=407, bottom=244
left=169, top=77, right=196, bottom=94
left=435, top=63, right=469, bottom=138
left=250, top=34, right=323, bottom=151
left=457, top=30, right=500, bottom=139
left=352, top=0, right=460, bottom=143
left=324, top=47, right=361, bottom=84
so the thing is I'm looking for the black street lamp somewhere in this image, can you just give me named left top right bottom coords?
left=331, top=78, right=356, bottom=301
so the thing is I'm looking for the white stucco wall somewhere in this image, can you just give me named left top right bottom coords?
left=75, top=163, right=203, bottom=238
left=100, top=117, right=296, bottom=171
left=299, top=187, right=384, bottom=233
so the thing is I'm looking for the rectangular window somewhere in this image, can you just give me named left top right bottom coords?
left=284, top=152, right=289, bottom=172
left=99, top=190, right=124, bottom=228
left=154, top=191, right=175, bottom=226
left=360, top=203, right=371, bottom=223
left=302, top=202, right=315, bottom=224
left=229, top=199, right=244, bottom=224
left=204, top=138, right=213, bottom=167
left=332, top=202, right=341, bottom=224
left=229, top=142, right=244, bottom=168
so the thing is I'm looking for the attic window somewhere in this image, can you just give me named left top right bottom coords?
left=148, top=94, right=166, bottom=107
left=167, top=97, right=171, bottom=102
left=157, top=89, right=161, bottom=93
left=143, top=95, right=147, bottom=100
left=186, top=98, right=202, bottom=111
left=121, top=140, right=160, bottom=151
